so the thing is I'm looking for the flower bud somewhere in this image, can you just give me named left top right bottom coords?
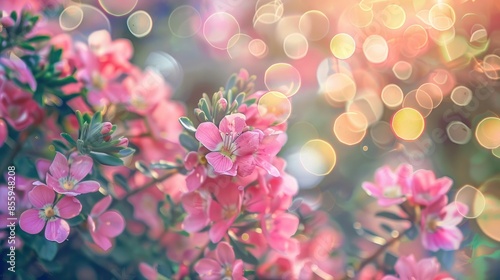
left=100, top=122, right=112, bottom=135
left=0, top=17, right=15, bottom=28
left=117, top=138, right=129, bottom=147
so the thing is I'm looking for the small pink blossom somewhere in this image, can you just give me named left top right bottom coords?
left=382, top=255, right=454, bottom=280
left=19, top=184, right=82, bottom=243
left=0, top=80, right=43, bottom=131
left=182, top=190, right=210, bottom=233
left=420, top=197, right=468, bottom=252
left=194, top=242, right=246, bottom=280
left=208, top=185, right=242, bottom=243
left=362, top=164, right=413, bottom=206
left=261, top=212, right=299, bottom=254
left=0, top=57, right=37, bottom=91
left=46, top=152, right=100, bottom=196
left=410, top=169, right=453, bottom=206
left=0, top=119, right=6, bottom=147
left=87, top=196, right=125, bottom=251
left=184, top=150, right=208, bottom=192
left=195, top=113, right=259, bottom=176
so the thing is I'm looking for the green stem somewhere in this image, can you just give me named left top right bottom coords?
left=0, top=127, right=36, bottom=174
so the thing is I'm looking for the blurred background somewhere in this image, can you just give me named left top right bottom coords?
left=44, top=0, right=500, bottom=277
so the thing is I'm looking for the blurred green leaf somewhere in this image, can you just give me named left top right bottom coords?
left=178, top=117, right=196, bottom=133
left=179, top=133, right=199, bottom=152
left=375, top=211, right=407, bottom=221
left=90, top=151, right=123, bottom=166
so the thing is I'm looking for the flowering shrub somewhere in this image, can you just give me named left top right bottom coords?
left=0, top=2, right=498, bottom=280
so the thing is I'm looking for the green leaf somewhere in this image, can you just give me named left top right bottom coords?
left=33, top=237, right=58, bottom=261
left=375, top=211, right=407, bottom=221
left=383, top=252, right=398, bottom=268
left=243, top=98, right=257, bottom=106
left=61, top=133, right=76, bottom=147
left=135, top=160, right=153, bottom=177
left=118, top=148, right=135, bottom=157
left=179, top=117, right=197, bottom=133
left=26, top=35, right=50, bottom=43
left=113, top=173, right=130, bottom=191
left=179, top=133, right=199, bottom=152
left=67, top=214, right=86, bottom=226
left=90, top=152, right=124, bottom=166
left=229, top=237, right=259, bottom=265
left=19, top=43, right=35, bottom=51
left=198, top=98, right=212, bottom=121
left=46, top=76, right=77, bottom=87
left=48, top=48, right=63, bottom=64
left=151, top=161, right=178, bottom=170
left=380, top=223, right=393, bottom=234
left=234, top=92, right=246, bottom=107
left=52, top=140, right=68, bottom=152
left=405, top=224, right=419, bottom=240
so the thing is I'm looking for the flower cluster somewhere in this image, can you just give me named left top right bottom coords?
left=362, top=164, right=468, bottom=252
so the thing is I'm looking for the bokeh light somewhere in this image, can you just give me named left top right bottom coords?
left=59, top=5, right=84, bottom=31
left=482, top=54, right=500, bottom=80
left=62, top=4, right=111, bottom=38
left=347, top=92, right=384, bottom=126
left=392, top=108, right=425, bottom=141
left=381, top=84, right=403, bottom=109
left=299, top=10, right=330, bottom=41
left=455, top=185, right=486, bottom=219
left=145, top=52, right=183, bottom=89
left=381, top=4, right=406, bottom=30
left=168, top=5, right=202, bottom=38
left=323, top=73, right=356, bottom=103
left=417, top=83, right=443, bottom=109
left=283, top=33, right=309, bottom=60
left=429, top=3, right=456, bottom=31
left=370, top=121, right=395, bottom=147
left=98, top=0, right=137, bottom=16
left=253, top=0, right=284, bottom=25
left=492, top=147, right=500, bottom=158
left=330, top=33, right=356, bottom=60
left=203, top=12, right=240, bottom=50
left=257, top=91, right=292, bottom=125
left=363, top=35, right=389, bottom=64
left=447, top=121, right=472, bottom=145
left=347, top=4, right=373, bottom=28
left=248, top=39, right=268, bottom=58
left=227, top=33, right=253, bottom=59
left=264, top=63, right=301, bottom=97
left=127, top=10, right=153, bottom=38
left=333, top=112, right=368, bottom=145
left=477, top=178, right=500, bottom=241
left=300, top=139, right=337, bottom=176
left=451, top=86, right=473, bottom=106
left=392, top=61, right=413, bottom=80
left=402, top=24, right=428, bottom=57
left=475, top=117, right=500, bottom=149
left=403, top=89, right=432, bottom=117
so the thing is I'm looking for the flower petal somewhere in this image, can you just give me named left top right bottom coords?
left=97, top=211, right=125, bottom=237
left=28, top=184, right=55, bottom=208
left=195, top=258, right=221, bottom=279
left=206, top=152, right=233, bottom=173
left=56, top=196, right=82, bottom=219
left=49, top=152, right=69, bottom=179
left=45, top=218, right=70, bottom=243
left=69, top=155, right=93, bottom=182
left=195, top=122, right=223, bottom=151
left=215, top=242, right=235, bottom=265
left=91, top=196, right=112, bottom=216
left=19, top=209, right=45, bottom=234
left=74, top=180, right=100, bottom=194
left=90, top=230, right=112, bottom=251
left=209, top=220, right=230, bottom=243
left=219, top=113, right=246, bottom=134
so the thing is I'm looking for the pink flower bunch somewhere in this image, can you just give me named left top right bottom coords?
left=194, top=242, right=246, bottom=280
left=362, top=164, right=468, bottom=251
left=382, top=254, right=453, bottom=280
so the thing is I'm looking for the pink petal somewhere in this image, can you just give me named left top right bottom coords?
left=28, top=184, right=55, bottom=208
left=0, top=119, right=6, bottom=147
left=46, top=174, right=69, bottom=195
left=88, top=216, right=96, bottom=232
left=19, top=209, right=45, bottom=234
left=195, top=122, right=222, bottom=151
left=91, top=196, right=112, bottom=216
left=206, top=152, right=233, bottom=173
left=55, top=196, right=82, bottom=219
left=183, top=213, right=209, bottom=232
left=232, top=259, right=245, bottom=280
left=416, top=257, right=440, bottom=280
left=219, top=113, right=246, bottom=134
left=208, top=200, right=224, bottom=221
left=74, top=180, right=100, bottom=194
left=49, top=152, right=69, bottom=179
left=69, top=155, right=93, bottom=182
left=90, top=230, right=112, bottom=251
left=209, top=220, right=230, bottom=243
left=45, top=218, right=70, bottom=243
left=139, top=263, right=158, bottom=280
left=233, top=131, right=260, bottom=156
left=375, top=166, right=396, bottom=186
left=275, top=213, right=299, bottom=237
left=195, top=258, right=221, bottom=278
left=362, top=182, right=383, bottom=197
left=97, top=211, right=125, bottom=237
left=257, top=158, right=280, bottom=177
left=184, top=152, right=199, bottom=170
left=442, top=202, right=468, bottom=227
left=215, top=242, right=235, bottom=265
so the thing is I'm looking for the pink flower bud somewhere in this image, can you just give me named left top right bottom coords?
left=100, top=122, right=112, bottom=135
left=218, top=98, right=228, bottom=111
left=0, top=17, right=15, bottom=28
left=117, top=138, right=129, bottom=147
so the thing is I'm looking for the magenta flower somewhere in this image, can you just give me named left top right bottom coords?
left=194, top=242, right=246, bottom=280
left=46, top=152, right=100, bottom=196
left=382, top=255, right=451, bottom=280
left=410, top=169, right=452, bottom=206
left=195, top=113, right=260, bottom=176
left=87, top=196, right=125, bottom=251
left=19, top=183, right=82, bottom=243
left=420, top=196, right=468, bottom=251
left=362, top=164, right=413, bottom=206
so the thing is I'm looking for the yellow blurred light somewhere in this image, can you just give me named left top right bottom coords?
left=283, top=33, right=309, bottom=60
left=323, top=73, right=356, bottom=103
left=330, top=33, right=356, bottom=59
left=300, top=139, right=337, bottom=176
left=381, top=4, right=406, bottom=30
left=264, top=63, right=301, bottom=97
left=475, top=117, right=500, bottom=149
left=257, top=91, right=292, bottom=125
left=392, top=108, right=425, bottom=140
left=363, top=35, right=389, bottom=64
left=333, top=112, right=368, bottom=145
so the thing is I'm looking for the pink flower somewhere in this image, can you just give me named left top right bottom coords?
left=0, top=57, right=37, bottom=91
left=87, top=196, right=125, bottom=251
left=208, top=185, right=242, bottom=243
left=0, top=119, right=6, bottom=147
left=195, top=113, right=259, bottom=176
left=420, top=196, right=468, bottom=252
left=184, top=151, right=208, bottom=192
left=19, top=184, right=82, bottom=243
left=382, top=255, right=453, bottom=280
left=261, top=212, right=299, bottom=254
left=237, top=130, right=285, bottom=177
left=139, top=263, right=158, bottom=280
left=410, top=170, right=452, bottom=206
left=182, top=191, right=210, bottom=232
left=194, top=242, right=246, bottom=280
left=362, top=164, right=413, bottom=206
left=46, top=152, right=100, bottom=196
left=0, top=80, right=43, bottom=131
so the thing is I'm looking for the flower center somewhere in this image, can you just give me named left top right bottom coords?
left=220, top=134, right=237, bottom=158
left=223, top=205, right=238, bottom=219
left=198, top=154, right=207, bottom=165
left=223, top=266, right=233, bottom=279
left=383, top=186, right=402, bottom=198
left=45, top=207, right=55, bottom=218
left=91, top=71, right=106, bottom=90
left=426, top=217, right=441, bottom=232
left=62, top=179, right=76, bottom=190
